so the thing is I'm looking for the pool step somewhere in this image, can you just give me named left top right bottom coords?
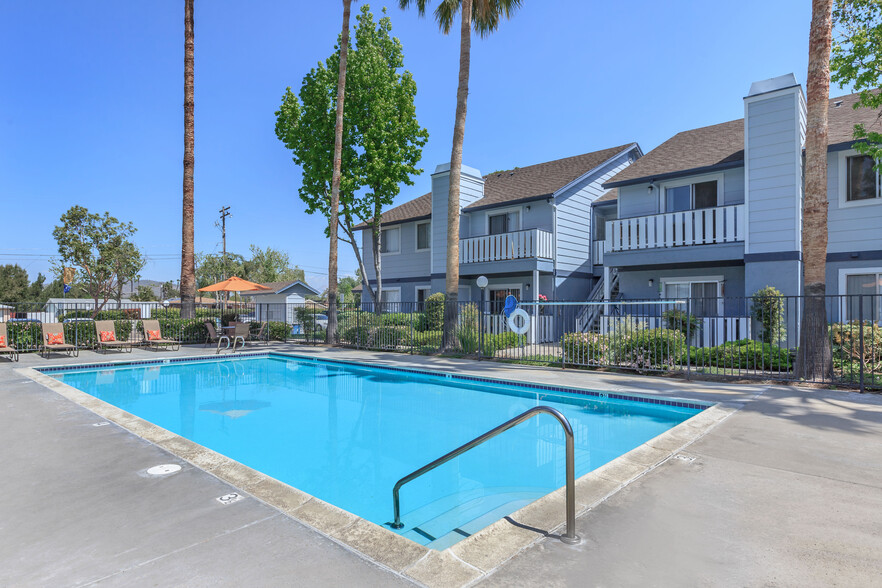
left=399, top=487, right=545, bottom=549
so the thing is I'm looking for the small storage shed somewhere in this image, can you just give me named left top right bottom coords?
left=249, top=280, right=320, bottom=324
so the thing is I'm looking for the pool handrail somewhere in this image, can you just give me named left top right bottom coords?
left=388, top=405, right=580, bottom=544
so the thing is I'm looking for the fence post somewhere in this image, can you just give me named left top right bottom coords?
left=356, top=303, right=361, bottom=350
left=859, top=295, right=865, bottom=394
left=410, top=302, right=414, bottom=355
left=685, top=298, right=692, bottom=380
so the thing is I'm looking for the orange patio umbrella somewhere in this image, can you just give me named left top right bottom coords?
left=198, top=276, right=272, bottom=293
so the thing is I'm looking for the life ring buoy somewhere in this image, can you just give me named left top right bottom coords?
left=507, top=308, right=530, bottom=335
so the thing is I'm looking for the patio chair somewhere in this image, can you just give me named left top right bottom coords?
left=41, top=323, right=79, bottom=358
left=94, top=320, right=133, bottom=354
left=0, top=323, right=19, bottom=362
left=249, top=321, right=268, bottom=346
left=203, top=320, right=230, bottom=354
left=230, top=322, right=249, bottom=351
left=141, top=320, right=181, bottom=352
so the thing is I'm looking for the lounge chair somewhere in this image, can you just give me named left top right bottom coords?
left=0, top=323, right=19, bottom=362
left=41, top=323, right=79, bottom=358
left=141, top=320, right=181, bottom=351
left=94, top=320, right=133, bottom=354
left=203, top=320, right=230, bottom=354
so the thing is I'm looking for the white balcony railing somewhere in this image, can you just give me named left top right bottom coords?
left=606, top=204, right=744, bottom=253
left=460, top=228, right=553, bottom=264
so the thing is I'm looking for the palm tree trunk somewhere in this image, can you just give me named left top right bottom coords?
left=180, top=0, right=196, bottom=320
left=327, top=0, right=352, bottom=344
left=797, top=0, right=833, bottom=381
left=442, top=0, right=472, bottom=351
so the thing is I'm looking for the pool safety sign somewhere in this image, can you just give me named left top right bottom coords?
left=503, top=295, right=530, bottom=335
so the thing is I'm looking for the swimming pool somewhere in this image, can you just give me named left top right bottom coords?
left=45, top=353, right=705, bottom=549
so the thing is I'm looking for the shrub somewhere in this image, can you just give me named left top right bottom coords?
left=414, top=330, right=442, bottom=351
left=688, top=339, right=792, bottom=370
left=425, top=292, right=445, bottom=331
left=830, top=322, right=882, bottom=381
left=561, top=332, right=608, bottom=365
left=6, top=322, right=43, bottom=351
left=663, top=309, right=701, bottom=339
left=369, top=325, right=411, bottom=349
left=379, top=312, right=427, bottom=331
left=456, top=303, right=481, bottom=353
left=751, top=286, right=785, bottom=344
left=264, top=321, right=290, bottom=341
left=617, top=328, right=686, bottom=371
left=148, top=318, right=208, bottom=343
left=341, top=325, right=371, bottom=347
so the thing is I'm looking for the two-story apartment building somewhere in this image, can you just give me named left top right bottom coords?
left=357, top=143, right=643, bottom=310
left=593, top=73, right=882, bottom=328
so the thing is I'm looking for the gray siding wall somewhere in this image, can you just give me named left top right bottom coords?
left=826, top=150, right=882, bottom=253
left=618, top=266, right=746, bottom=316
left=557, top=150, right=635, bottom=275
left=463, top=200, right=553, bottom=238
left=745, top=90, right=803, bottom=254
left=616, top=167, right=744, bottom=220
left=431, top=164, right=484, bottom=275
left=362, top=220, right=432, bottom=283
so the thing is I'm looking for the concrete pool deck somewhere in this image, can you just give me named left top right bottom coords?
left=2, top=343, right=881, bottom=586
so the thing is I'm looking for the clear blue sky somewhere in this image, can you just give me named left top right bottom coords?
left=1, top=0, right=844, bottom=292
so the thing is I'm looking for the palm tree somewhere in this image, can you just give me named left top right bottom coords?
left=797, top=0, right=834, bottom=380
left=399, top=0, right=522, bottom=349
left=180, top=0, right=196, bottom=319
left=327, top=0, right=353, bottom=344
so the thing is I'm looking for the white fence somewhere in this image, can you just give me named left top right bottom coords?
left=460, top=228, right=553, bottom=264
left=606, top=204, right=744, bottom=252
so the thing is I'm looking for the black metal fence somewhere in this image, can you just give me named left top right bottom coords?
left=1, top=295, right=880, bottom=391
left=0, top=300, right=328, bottom=352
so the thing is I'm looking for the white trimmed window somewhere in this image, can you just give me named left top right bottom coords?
left=488, top=209, right=521, bottom=235
left=846, top=155, right=881, bottom=202
left=840, top=268, right=882, bottom=321
left=380, top=226, right=400, bottom=254
left=416, top=221, right=430, bottom=251
left=661, top=277, right=722, bottom=316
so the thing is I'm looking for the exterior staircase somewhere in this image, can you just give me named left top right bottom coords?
left=576, top=268, right=620, bottom=333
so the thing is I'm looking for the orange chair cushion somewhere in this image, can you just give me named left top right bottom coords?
left=47, top=333, right=64, bottom=345
left=147, top=330, right=161, bottom=341
left=99, top=331, right=116, bottom=342
left=0, top=335, right=5, bottom=347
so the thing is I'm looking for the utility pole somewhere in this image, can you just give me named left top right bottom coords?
left=218, top=206, right=231, bottom=306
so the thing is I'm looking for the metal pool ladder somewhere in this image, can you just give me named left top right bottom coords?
left=388, top=406, right=580, bottom=544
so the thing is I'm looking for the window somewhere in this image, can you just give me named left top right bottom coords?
left=488, top=210, right=520, bottom=235
left=846, top=155, right=880, bottom=202
left=664, top=180, right=719, bottom=212
left=416, top=222, right=430, bottom=251
left=662, top=279, right=721, bottom=316
left=380, top=227, right=400, bottom=254
left=488, top=287, right=520, bottom=314
left=380, top=288, right=401, bottom=310
left=844, top=271, right=881, bottom=321
left=416, top=287, right=431, bottom=310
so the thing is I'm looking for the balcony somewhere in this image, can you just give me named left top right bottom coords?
left=606, top=204, right=744, bottom=253
left=460, top=228, right=553, bottom=264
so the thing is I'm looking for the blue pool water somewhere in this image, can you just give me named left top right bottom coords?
left=47, top=354, right=704, bottom=549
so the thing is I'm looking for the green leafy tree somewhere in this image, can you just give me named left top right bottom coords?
left=832, top=0, right=882, bottom=164
left=275, top=5, right=428, bottom=309
left=130, top=285, right=158, bottom=302
left=399, top=0, right=521, bottom=349
left=338, top=275, right=360, bottom=304
left=751, top=286, right=786, bottom=344
left=0, top=264, right=30, bottom=303
left=196, top=252, right=246, bottom=298
left=51, top=205, right=139, bottom=317
left=244, top=245, right=305, bottom=284
left=112, top=240, right=146, bottom=308
left=161, top=281, right=180, bottom=300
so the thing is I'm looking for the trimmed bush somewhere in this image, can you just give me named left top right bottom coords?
left=264, top=321, right=290, bottom=341
left=561, top=332, right=608, bottom=365
left=483, top=331, right=526, bottom=356
left=662, top=309, right=701, bottom=338
left=617, top=328, right=686, bottom=371
left=688, top=339, right=792, bottom=370
left=425, top=292, right=445, bottom=331
left=751, top=286, right=785, bottom=344
left=456, top=303, right=481, bottom=353
left=369, top=325, right=411, bottom=349
left=414, top=330, right=442, bottom=351
left=341, top=325, right=371, bottom=346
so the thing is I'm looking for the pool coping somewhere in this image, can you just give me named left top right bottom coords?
left=18, top=352, right=739, bottom=588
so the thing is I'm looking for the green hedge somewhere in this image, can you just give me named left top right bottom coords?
left=414, top=329, right=442, bottom=351
left=483, top=331, right=526, bottom=356
left=688, top=339, right=792, bottom=370
left=58, top=308, right=142, bottom=322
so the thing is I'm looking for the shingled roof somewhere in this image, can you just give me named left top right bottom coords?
left=605, top=91, right=879, bottom=189
left=355, top=143, right=636, bottom=229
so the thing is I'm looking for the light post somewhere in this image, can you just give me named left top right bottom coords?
left=477, top=276, right=488, bottom=357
